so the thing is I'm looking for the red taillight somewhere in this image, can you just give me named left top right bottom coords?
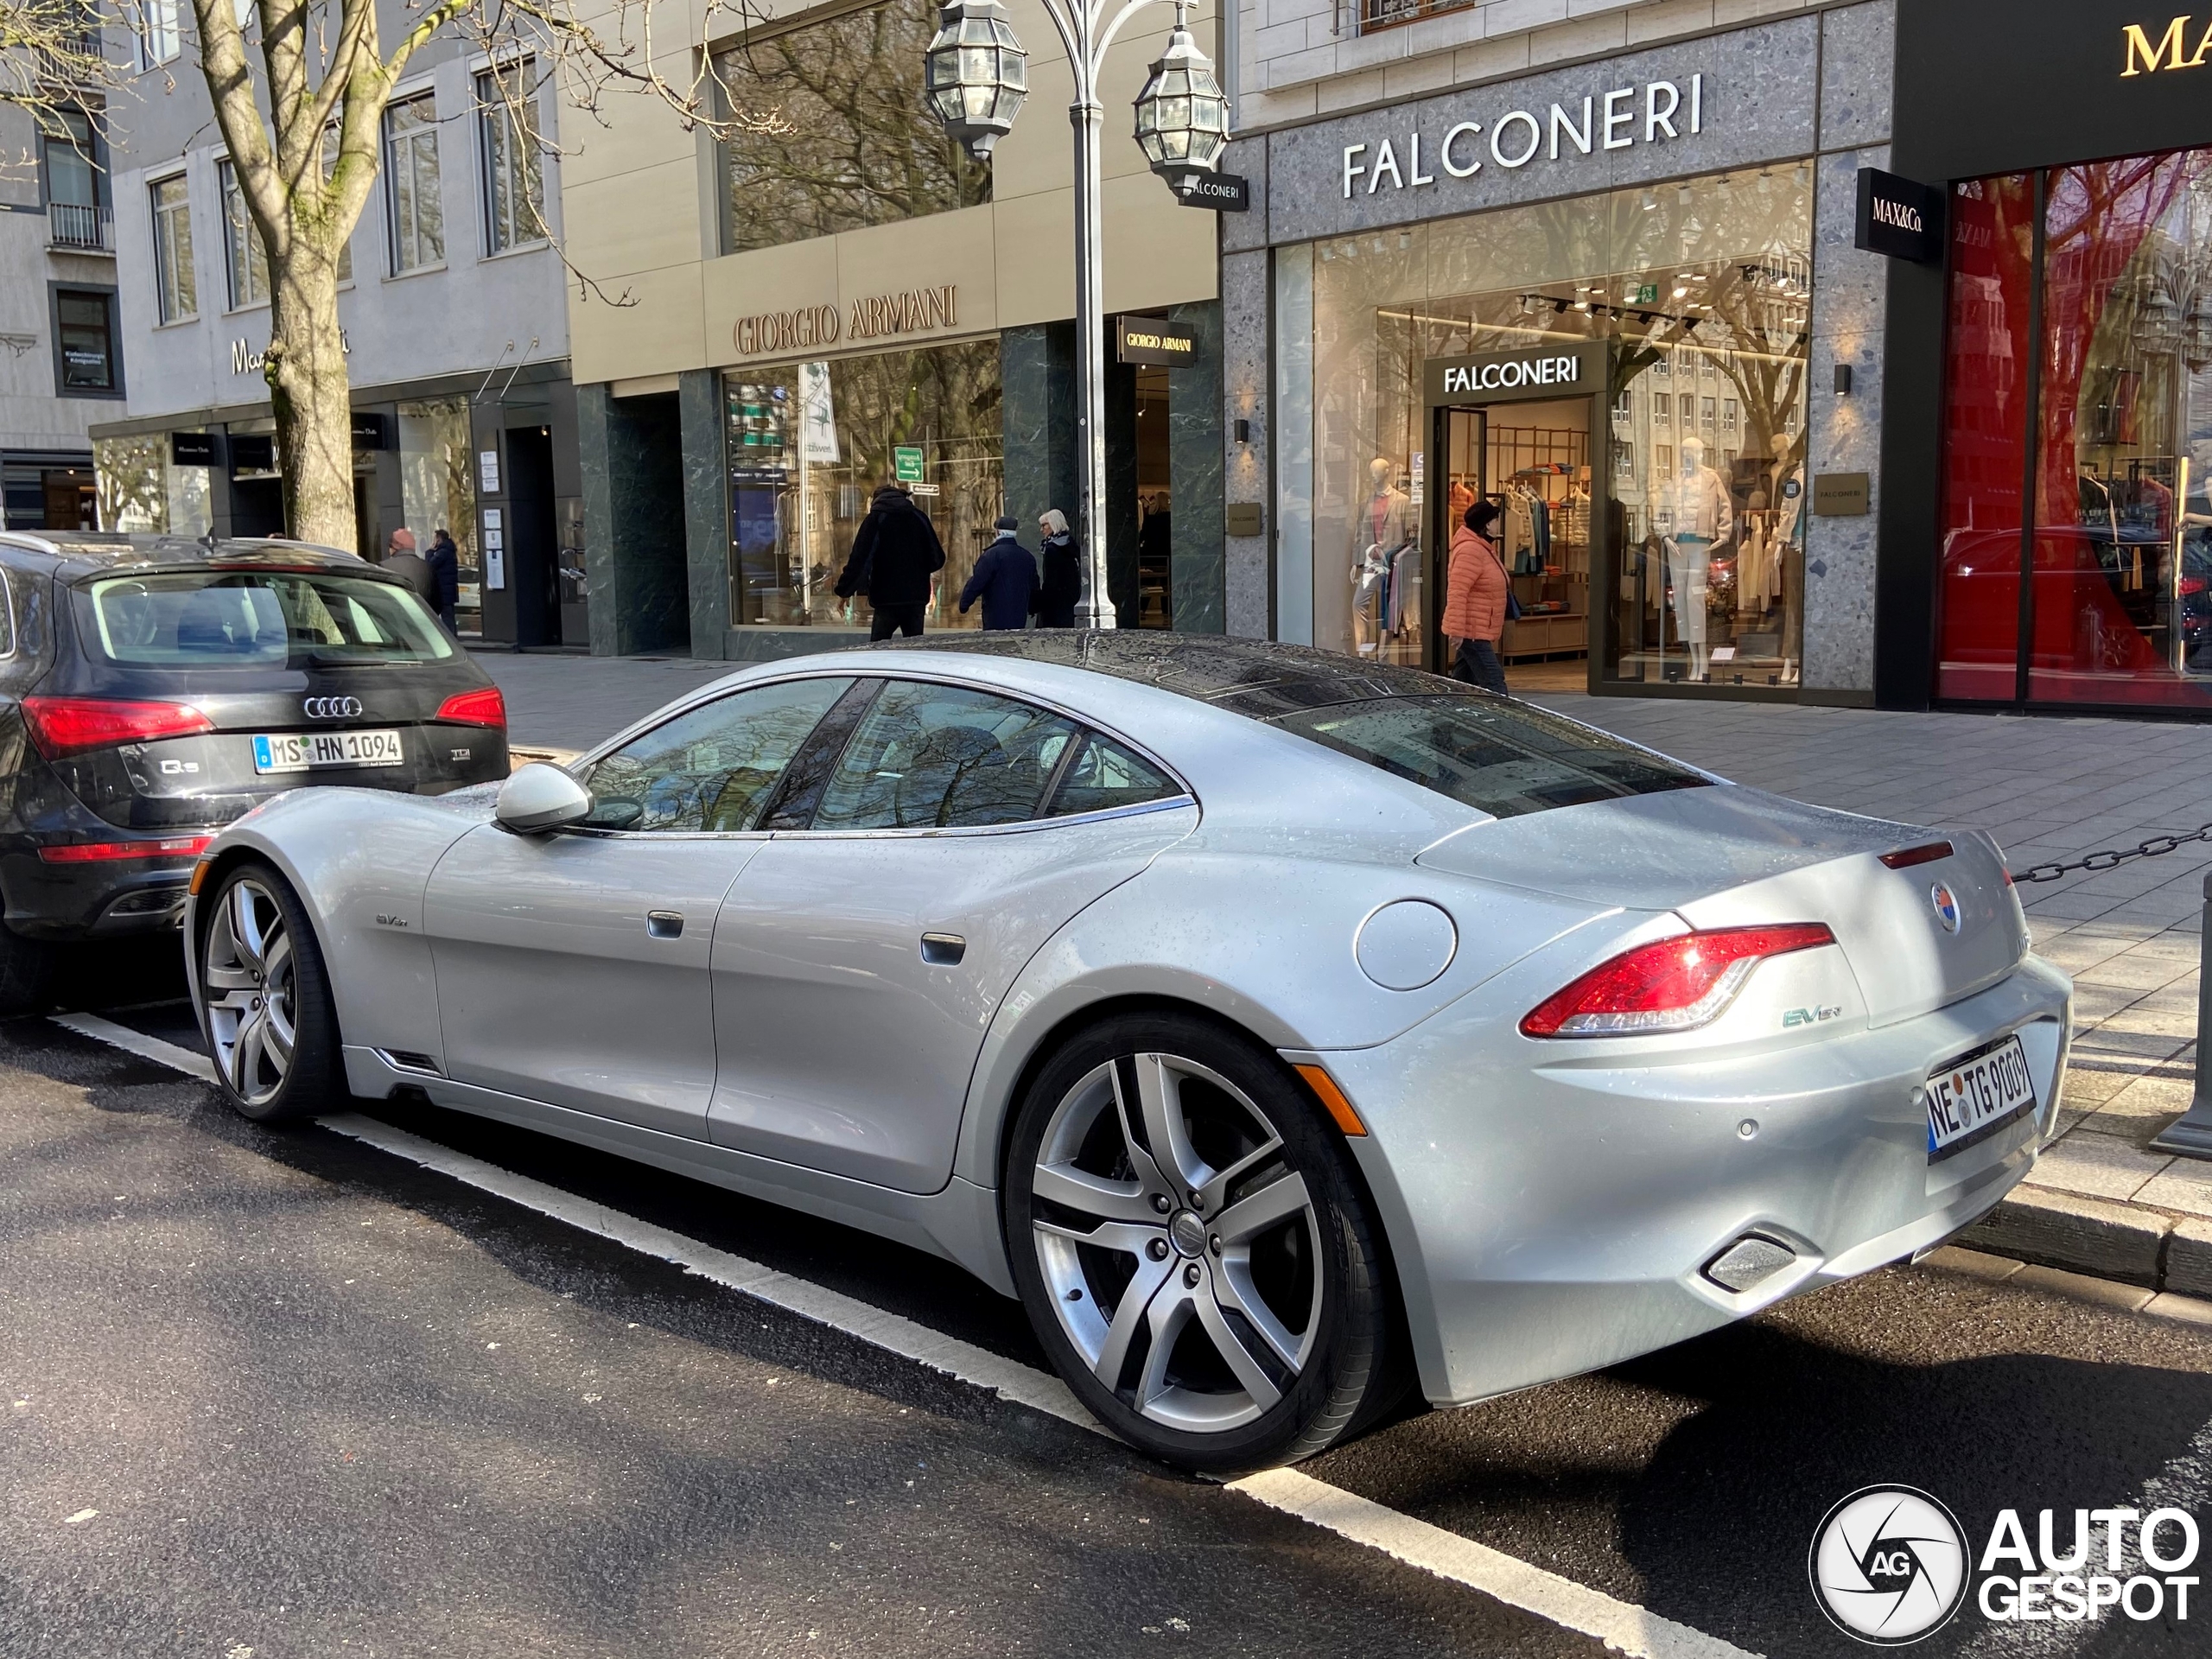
left=21, top=696, right=216, bottom=759
left=2182, top=575, right=2206, bottom=596
left=38, top=835, right=214, bottom=864
left=1879, top=841, right=1954, bottom=870
left=1521, top=924, right=1837, bottom=1039
left=435, top=686, right=506, bottom=728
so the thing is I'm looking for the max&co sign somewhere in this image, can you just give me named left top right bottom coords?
left=1854, top=168, right=1944, bottom=264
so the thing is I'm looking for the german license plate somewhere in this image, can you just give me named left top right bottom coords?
left=1925, top=1034, right=2037, bottom=1160
left=252, top=728, right=406, bottom=774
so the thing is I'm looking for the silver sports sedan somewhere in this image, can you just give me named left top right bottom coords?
left=184, top=635, right=2070, bottom=1471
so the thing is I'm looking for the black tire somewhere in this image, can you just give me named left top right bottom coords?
left=0, top=922, right=54, bottom=1017
left=1004, top=1011, right=1398, bottom=1474
left=195, top=861, right=344, bottom=1122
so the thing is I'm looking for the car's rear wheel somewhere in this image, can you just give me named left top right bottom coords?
left=1005, top=1012, right=1398, bottom=1473
left=198, top=864, right=342, bottom=1122
left=0, top=923, right=54, bottom=1018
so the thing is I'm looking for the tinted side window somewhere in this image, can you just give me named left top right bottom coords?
left=580, top=676, right=852, bottom=831
left=811, top=680, right=1079, bottom=830
left=0, top=571, right=15, bottom=658
left=1048, top=734, right=1179, bottom=817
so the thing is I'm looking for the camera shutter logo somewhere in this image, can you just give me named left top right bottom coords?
left=1809, top=1485, right=1970, bottom=1644
left=302, top=696, right=363, bottom=720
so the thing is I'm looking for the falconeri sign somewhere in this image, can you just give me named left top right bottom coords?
left=1343, top=74, right=1704, bottom=200
left=1423, top=341, right=1609, bottom=406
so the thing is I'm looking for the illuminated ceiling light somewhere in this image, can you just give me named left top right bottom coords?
left=925, top=0, right=1029, bottom=160
left=1132, top=0, right=1230, bottom=177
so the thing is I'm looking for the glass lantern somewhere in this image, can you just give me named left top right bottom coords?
left=1131, top=3, right=1229, bottom=177
left=924, top=0, right=1028, bottom=161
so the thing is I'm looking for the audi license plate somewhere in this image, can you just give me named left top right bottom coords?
left=252, top=728, right=406, bottom=774
left=1925, top=1034, right=2037, bottom=1161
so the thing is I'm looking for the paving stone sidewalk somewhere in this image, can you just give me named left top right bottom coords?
left=1537, top=693, right=2212, bottom=1288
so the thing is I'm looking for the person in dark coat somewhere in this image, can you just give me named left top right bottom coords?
left=959, top=516, right=1039, bottom=631
left=1033, top=508, right=1082, bottom=628
left=425, top=527, right=461, bottom=632
left=380, top=527, right=438, bottom=607
left=835, top=482, right=946, bottom=639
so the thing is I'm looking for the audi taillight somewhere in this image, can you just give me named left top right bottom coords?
left=21, top=696, right=215, bottom=759
left=435, top=686, right=506, bottom=728
left=39, top=835, right=214, bottom=864
left=1520, top=924, right=1837, bottom=1039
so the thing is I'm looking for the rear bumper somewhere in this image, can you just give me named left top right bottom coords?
left=1320, top=956, right=2073, bottom=1408
left=0, top=847, right=195, bottom=938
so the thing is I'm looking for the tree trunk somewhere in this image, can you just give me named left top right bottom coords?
left=265, top=241, right=356, bottom=552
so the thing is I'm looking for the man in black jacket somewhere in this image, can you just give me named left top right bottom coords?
left=836, top=482, right=946, bottom=639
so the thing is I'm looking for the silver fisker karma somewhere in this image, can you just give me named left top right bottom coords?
left=185, top=634, right=2070, bottom=1471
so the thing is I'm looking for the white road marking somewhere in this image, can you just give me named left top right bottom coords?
left=54, top=1010, right=1757, bottom=1659
left=1231, top=1470, right=1757, bottom=1659
left=50, top=1013, right=215, bottom=1084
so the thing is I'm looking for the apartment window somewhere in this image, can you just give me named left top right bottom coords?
left=219, top=161, right=269, bottom=308
left=1722, top=398, right=1739, bottom=437
left=477, top=61, right=545, bottom=253
left=1358, top=0, right=1475, bottom=33
left=54, top=288, right=120, bottom=394
left=150, top=174, right=196, bottom=323
left=142, top=0, right=181, bottom=67
left=385, top=92, right=444, bottom=272
left=1701, top=396, right=1718, bottom=431
left=41, top=108, right=108, bottom=250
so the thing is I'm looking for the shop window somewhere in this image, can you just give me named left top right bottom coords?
left=578, top=677, right=855, bottom=832
left=477, top=61, right=545, bottom=254
left=1291, top=162, right=1812, bottom=689
left=150, top=174, right=195, bottom=322
left=1937, top=150, right=2212, bottom=709
left=93, top=431, right=209, bottom=535
left=385, top=92, right=443, bottom=272
left=723, top=340, right=1002, bottom=632
left=712, top=0, right=988, bottom=255
left=397, top=397, right=480, bottom=633
left=220, top=161, right=268, bottom=308
left=54, top=288, right=119, bottom=394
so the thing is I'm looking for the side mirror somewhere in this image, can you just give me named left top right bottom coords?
left=496, top=762, right=593, bottom=834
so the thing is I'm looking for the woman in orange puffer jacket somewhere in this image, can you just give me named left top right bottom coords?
left=1444, top=498, right=1510, bottom=693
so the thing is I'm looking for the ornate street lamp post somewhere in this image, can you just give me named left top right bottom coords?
left=928, top=0, right=1229, bottom=628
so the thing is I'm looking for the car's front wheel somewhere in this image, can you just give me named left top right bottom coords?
left=197, top=863, right=343, bottom=1122
left=1005, top=1012, right=1400, bottom=1473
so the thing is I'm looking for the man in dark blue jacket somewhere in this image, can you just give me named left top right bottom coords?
left=959, top=516, right=1039, bottom=631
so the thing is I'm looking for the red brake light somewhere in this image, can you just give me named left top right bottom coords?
left=39, top=835, right=214, bottom=864
left=1521, top=924, right=1837, bottom=1039
left=435, top=686, right=506, bottom=728
left=1878, top=841, right=1954, bottom=870
left=21, top=696, right=215, bottom=759
left=2182, top=575, right=2206, bottom=596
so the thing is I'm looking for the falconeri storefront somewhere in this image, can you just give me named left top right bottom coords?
left=1219, top=4, right=1894, bottom=701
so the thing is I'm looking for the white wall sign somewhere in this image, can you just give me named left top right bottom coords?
left=479, top=449, right=500, bottom=493
left=1343, top=76, right=1702, bottom=200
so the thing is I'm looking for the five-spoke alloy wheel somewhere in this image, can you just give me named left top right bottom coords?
left=197, top=862, right=343, bottom=1122
left=1006, top=1012, right=1398, bottom=1472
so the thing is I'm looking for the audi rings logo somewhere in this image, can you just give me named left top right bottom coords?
left=1810, top=1485, right=1970, bottom=1644
left=303, top=696, right=364, bottom=720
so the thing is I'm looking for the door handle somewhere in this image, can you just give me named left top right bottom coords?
left=646, top=910, right=683, bottom=939
left=919, top=931, right=965, bottom=965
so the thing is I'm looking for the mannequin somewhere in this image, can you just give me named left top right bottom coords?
left=1664, top=436, right=1732, bottom=680
left=1352, top=457, right=1414, bottom=656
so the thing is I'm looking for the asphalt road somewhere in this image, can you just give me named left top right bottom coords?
left=5, top=944, right=2212, bottom=1658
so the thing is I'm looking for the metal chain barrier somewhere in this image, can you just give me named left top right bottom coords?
left=2012, top=824, right=2212, bottom=884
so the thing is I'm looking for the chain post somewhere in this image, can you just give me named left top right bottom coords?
left=2149, top=868, right=2212, bottom=1160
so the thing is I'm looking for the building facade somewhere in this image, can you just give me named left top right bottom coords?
left=88, top=5, right=583, bottom=646
left=0, top=91, right=107, bottom=534
left=1221, top=0, right=2212, bottom=715
left=562, top=0, right=1226, bottom=659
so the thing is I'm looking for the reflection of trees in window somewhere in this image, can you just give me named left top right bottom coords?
left=715, top=0, right=990, bottom=253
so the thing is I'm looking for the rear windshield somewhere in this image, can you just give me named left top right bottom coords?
left=78, top=570, right=454, bottom=667
left=1272, top=693, right=1709, bottom=819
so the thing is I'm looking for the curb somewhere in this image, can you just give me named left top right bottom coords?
left=1958, top=1185, right=2212, bottom=1298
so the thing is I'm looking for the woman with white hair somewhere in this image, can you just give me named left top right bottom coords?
left=1033, top=507, right=1082, bottom=628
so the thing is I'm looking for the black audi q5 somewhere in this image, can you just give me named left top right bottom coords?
left=0, top=532, right=509, bottom=1010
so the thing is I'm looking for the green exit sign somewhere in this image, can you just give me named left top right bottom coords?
left=893, top=445, right=925, bottom=482
left=1634, top=283, right=1659, bottom=305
